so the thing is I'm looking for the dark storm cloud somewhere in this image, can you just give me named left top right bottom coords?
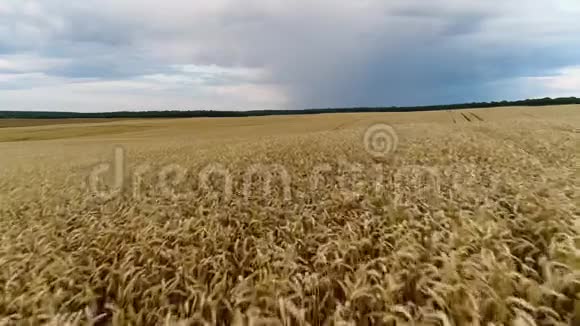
left=300, top=34, right=580, bottom=107
left=0, top=0, right=579, bottom=111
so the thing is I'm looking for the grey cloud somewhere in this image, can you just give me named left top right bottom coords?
left=1, top=0, right=579, bottom=110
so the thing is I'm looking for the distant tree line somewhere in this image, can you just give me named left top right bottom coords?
left=1, top=97, right=578, bottom=119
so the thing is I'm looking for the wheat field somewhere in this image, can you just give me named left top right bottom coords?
left=0, top=105, right=578, bottom=325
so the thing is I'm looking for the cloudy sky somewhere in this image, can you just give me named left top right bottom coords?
left=1, top=0, right=579, bottom=111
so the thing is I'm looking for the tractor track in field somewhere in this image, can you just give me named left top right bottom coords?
left=448, top=111, right=485, bottom=124
left=470, top=112, right=485, bottom=121
left=461, top=112, right=472, bottom=122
